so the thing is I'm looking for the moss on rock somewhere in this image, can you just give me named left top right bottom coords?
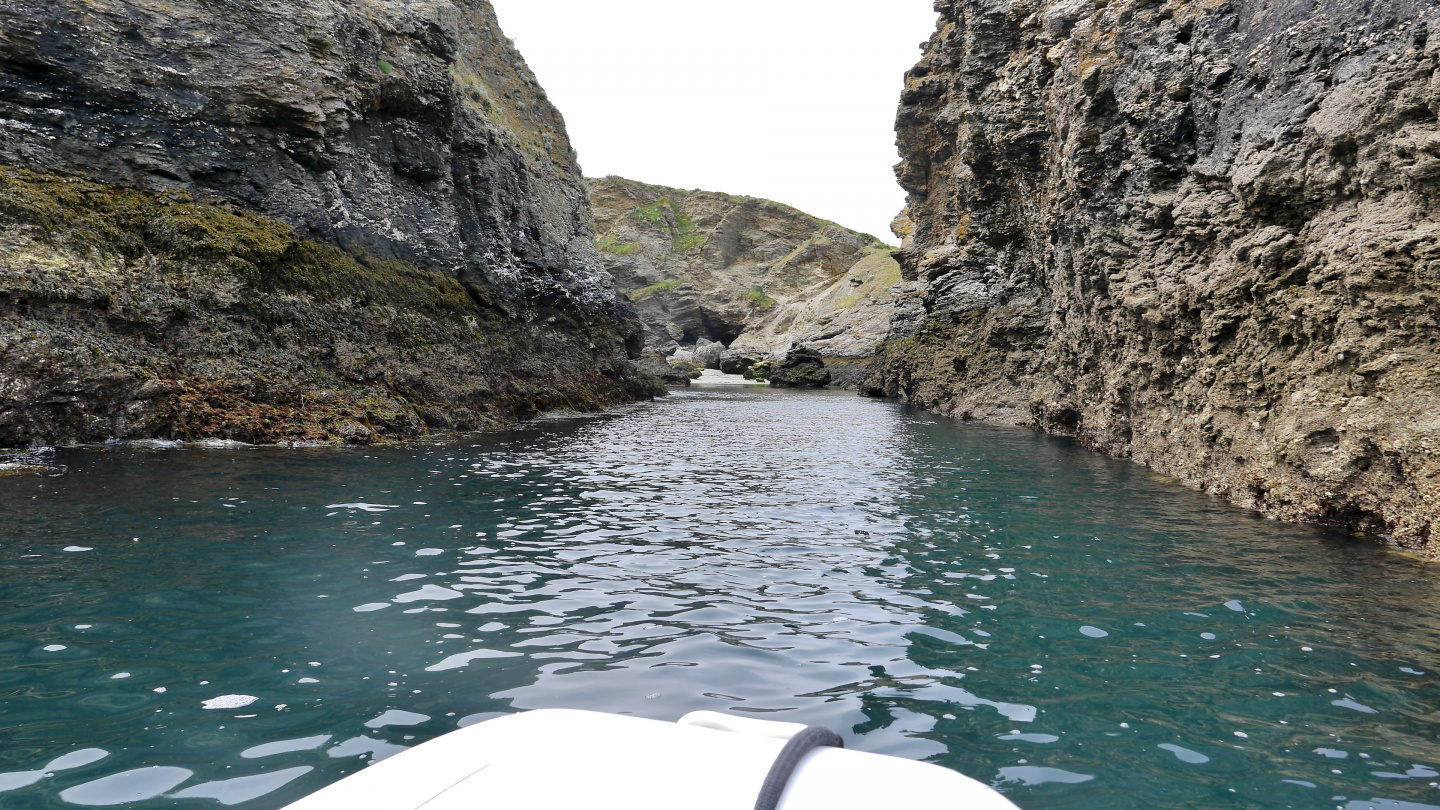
left=0, top=168, right=652, bottom=447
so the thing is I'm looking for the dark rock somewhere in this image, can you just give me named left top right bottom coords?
left=0, top=0, right=653, bottom=446
left=769, top=348, right=831, bottom=389
left=719, top=351, right=758, bottom=376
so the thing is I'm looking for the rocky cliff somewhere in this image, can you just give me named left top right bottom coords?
left=0, top=0, right=651, bottom=446
left=865, top=0, right=1440, bottom=555
left=590, top=176, right=902, bottom=387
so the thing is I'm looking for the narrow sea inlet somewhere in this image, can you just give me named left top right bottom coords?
left=2, top=385, right=1437, bottom=810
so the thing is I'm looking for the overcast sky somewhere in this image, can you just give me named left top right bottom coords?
left=489, top=0, right=939, bottom=243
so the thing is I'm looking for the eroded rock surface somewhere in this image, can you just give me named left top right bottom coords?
left=0, top=0, right=651, bottom=445
left=865, top=0, right=1440, bottom=554
left=590, top=177, right=902, bottom=387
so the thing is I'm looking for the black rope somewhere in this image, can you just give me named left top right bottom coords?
left=753, top=726, right=844, bottom=810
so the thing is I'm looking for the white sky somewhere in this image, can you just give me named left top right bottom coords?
left=489, top=0, right=939, bottom=243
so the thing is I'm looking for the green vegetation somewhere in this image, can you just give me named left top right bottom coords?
left=741, top=285, right=777, bottom=309
left=675, top=233, right=707, bottom=251
left=597, top=237, right=643, bottom=256
left=629, top=279, right=688, bottom=301
left=631, top=197, right=673, bottom=226
left=744, top=360, right=775, bottom=382
left=377, top=59, right=393, bottom=75
left=463, top=80, right=496, bottom=114
left=674, top=209, right=696, bottom=236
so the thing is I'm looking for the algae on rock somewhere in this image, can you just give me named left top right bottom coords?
left=0, top=0, right=651, bottom=445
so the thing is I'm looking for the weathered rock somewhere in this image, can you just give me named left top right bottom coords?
left=866, top=0, right=1440, bottom=555
left=591, top=177, right=902, bottom=386
left=719, top=351, right=759, bottom=376
left=693, top=338, right=725, bottom=370
left=0, top=0, right=652, bottom=446
left=769, top=348, right=832, bottom=389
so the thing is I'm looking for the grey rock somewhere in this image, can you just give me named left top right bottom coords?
left=719, top=351, right=759, bottom=376
left=693, top=338, right=725, bottom=370
left=0, top=0, right=612, bottom=308
left=867, top=0, right=1440, bottom=554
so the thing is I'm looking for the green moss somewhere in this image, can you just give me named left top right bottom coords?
left=744, top=360, right=775, bottom=382
left=597, top=237, right=643, bottom=256
left=0, top=167, right=657, bottom=445
left=741, top=285, right=776, bottom=309
left=0, top=167, right=476, bottom=324
left=378, top=59, right=393, bottom=75
left=629, top=279, right=688, bottom=301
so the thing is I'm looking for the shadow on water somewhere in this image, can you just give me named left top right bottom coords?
left=0, top=387, right=1437, bottom=810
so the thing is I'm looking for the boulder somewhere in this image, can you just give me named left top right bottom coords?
left=719, top=351, right=758, bottom=376
left=635, top=353, right=692, bottom=387
left=768, top=348, right=831, bottom=388
left=693, top=338, right=725, bottom=370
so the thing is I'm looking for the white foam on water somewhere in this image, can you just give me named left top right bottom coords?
left=63, top=547, right=93, bottom=553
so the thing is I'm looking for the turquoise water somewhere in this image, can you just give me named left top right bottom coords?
left=2, top=386, right=1438, bottom=810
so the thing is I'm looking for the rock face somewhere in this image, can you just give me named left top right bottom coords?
left=590, top=176, right=903, bottom=387
left=0, top=0, right=652, bottom=445
left=865, top=0, right=1440, bottom=554
left=768, top=348, right=833, bottom=389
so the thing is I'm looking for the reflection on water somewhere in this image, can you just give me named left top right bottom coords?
left=1, top=386, right=1438, bottom=810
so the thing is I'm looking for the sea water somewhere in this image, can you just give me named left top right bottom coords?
left=1, top=386, right=1437, bottom=809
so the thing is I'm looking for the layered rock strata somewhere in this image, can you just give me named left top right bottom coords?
left=590, top=177, right=902, bottom=387
left=865, top=0, right=1440, bottom=554
left=0, top=0, right=651, bottom=445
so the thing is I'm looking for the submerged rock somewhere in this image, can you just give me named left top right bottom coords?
left=866, top=0, right=1440, bottom=554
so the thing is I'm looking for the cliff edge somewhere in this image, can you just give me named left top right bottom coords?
left=865, top=0, right=1439, bottom=554
left=0, top=0, right=651, bottom=445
